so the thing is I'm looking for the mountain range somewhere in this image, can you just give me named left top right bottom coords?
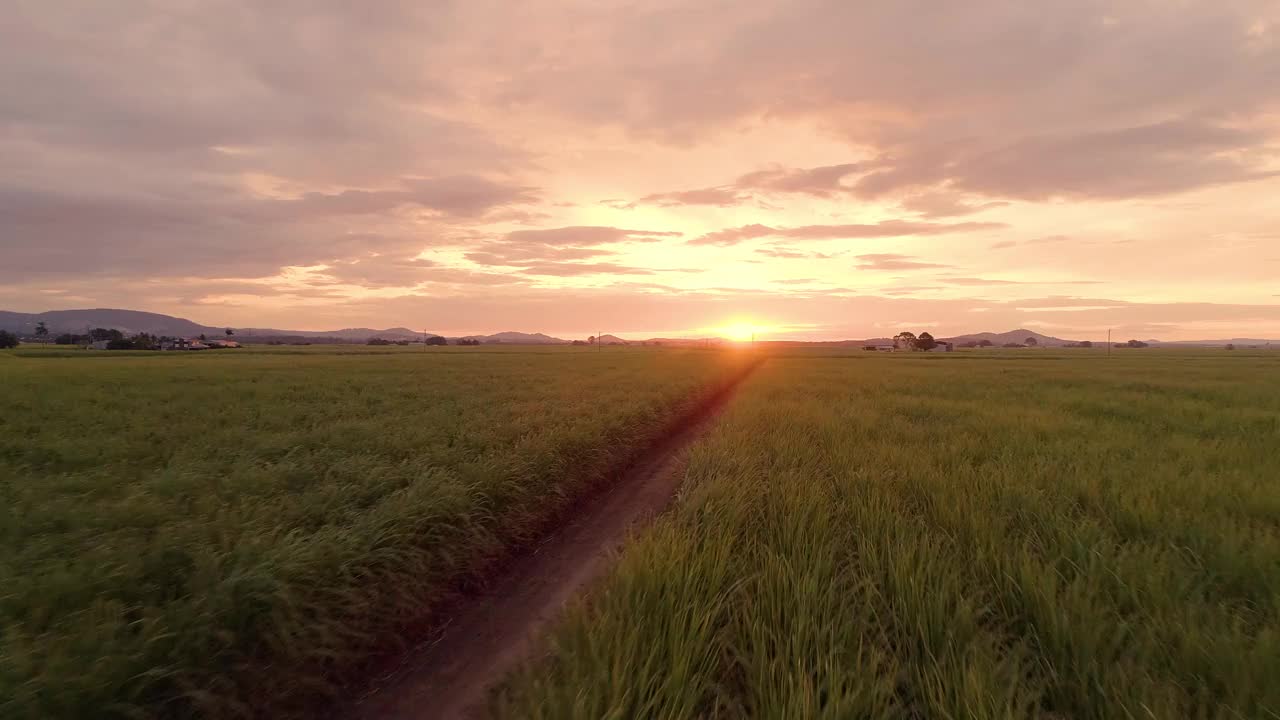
left=2, top=309, right=1274, bottom=347
left=941, top=329, right=1074, bottom=346
left=0, top=309, right=565, bottom=344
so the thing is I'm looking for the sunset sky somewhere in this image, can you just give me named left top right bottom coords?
left=3, top=1, right=1279, bottom=340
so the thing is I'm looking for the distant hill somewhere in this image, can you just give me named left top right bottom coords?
left=459, top=331, right=566, bottom=344
left=641, top=337, right=726, bottom=346
left=941, top=328, right=1076, bottom=346
left=0, top=308, right=214, bottom=337
left=5, top=310, right=1270, bottom=347
left=0, top=309, right=566, bottom=344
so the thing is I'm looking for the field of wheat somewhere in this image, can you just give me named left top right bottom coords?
left=496, top=349, right=1280, bottom=719
left=0, top=346, right=748, bottom=719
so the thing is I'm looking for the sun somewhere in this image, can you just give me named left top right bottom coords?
left=715, top=322, right=759, bottom=342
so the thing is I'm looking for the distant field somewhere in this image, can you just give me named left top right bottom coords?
left=496, top=350, right=1280, bottom=719
left=0, top=346, right=749, bottom=718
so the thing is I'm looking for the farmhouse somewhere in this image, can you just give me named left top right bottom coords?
left=159, top=338, right=213, bottom=350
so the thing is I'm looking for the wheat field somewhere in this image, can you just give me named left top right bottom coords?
left=496, top=349, right=1280, bottom=719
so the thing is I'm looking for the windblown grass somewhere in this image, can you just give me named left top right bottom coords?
left=496, top=350, right=1280, bottom=719
left=0, top=346, right=748, bottom=718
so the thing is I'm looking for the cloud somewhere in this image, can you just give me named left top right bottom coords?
left=940, top=277, right=1104, bottom=286
left=502, top=226, right=680, bottom=246
left=463, top=225, right=682, bottom=267
left=755, top=246, right=835, bottom=259
left=515, top=2, right=1278, bottom=202
left=636, top=187, right=749, bottom=207
left=3, top=0, right=1278, bottom=339
left=692, top=224, right=778, bottom=246
left=854, top=254, right=951, bottom=271
left=988, top=235, right=1132, bottom=251
left=901, top=191, right=1010, bottom=218
left=691, top=220, right=1005, bottom=246
left=881, top=286, right=944, bottom=296
left=288, top=176, right=539, bottom=218
left=632, top=163, right=870, bottom=207
left=465, top=246, right=613, bottom=266
left=319, top=257, right=438, bottom=287
left=0, top=177, right=539, bottom=280
left=518, top=262, right=658, bottom=276
left=947, top=121, right=1279, bottom=201
left=940, top=277, right=1027, bottom=286
left=735, top=163, right=867, bottom=196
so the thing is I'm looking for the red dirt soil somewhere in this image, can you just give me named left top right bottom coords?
left=342, top=357, right=763, bottom=720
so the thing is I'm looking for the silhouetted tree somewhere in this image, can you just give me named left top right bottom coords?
left=35, top=321, right=49, bottom=345
left=1025, top=336, right=1038, bottom=347
left=0, top=330, right=18, bottom=349
left=90, top=328, right=124, bottom=342
left=916, top=332, right=937, bottom=351
left=978, top=339, right=994, bottom=347
left=225, top=328, right=234, bottom=336
left=587, top=336, right=597, bottom=345
left=199, top=333, right=207, bottom=342
left=132, top=333, right=158, bottom=350
left=425, top=336, right=448, bottom=346
left=1080, top=340, right=1093, bottom=348
left=893, top=331, right=917, bottom=350
left=1225, top=343, right=1236, bottom=351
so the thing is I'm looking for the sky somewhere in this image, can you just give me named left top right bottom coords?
left=2, top=1, right=1279, bottom=341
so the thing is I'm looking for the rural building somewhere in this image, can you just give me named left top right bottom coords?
left=160, top=338, right=206, bottom=351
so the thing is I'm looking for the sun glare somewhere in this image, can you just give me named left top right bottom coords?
left=715, top=322, right=759, bottom=342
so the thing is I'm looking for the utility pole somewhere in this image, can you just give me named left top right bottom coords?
left=598, top=329, right=602, bottom=351
left=1107, top=329, right=1112, bottom=357
left=423, top=329, right=428, bottom=351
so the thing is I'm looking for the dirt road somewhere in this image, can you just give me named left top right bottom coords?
left=344, top=358, right=761, bottom=720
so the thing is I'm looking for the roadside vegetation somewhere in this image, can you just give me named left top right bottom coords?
left=496, top=350, right=1280, bottom=719
left=0, top=347, right=750, bottom=718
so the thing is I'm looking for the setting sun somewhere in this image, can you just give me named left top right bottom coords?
left=714, top=322, right=760, bottom=342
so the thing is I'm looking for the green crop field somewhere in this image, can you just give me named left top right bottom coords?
left=496, top=349, right=1280, bottom=719
left=0, top=346, right=750, bottom=719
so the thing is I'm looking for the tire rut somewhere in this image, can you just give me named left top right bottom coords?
left=343, top=356, right=764, bottom=720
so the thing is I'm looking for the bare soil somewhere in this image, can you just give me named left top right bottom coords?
left=342, top=358, right=761, bottom=720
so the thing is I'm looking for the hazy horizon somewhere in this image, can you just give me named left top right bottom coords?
left=4, top=2, right=1279, bottom=341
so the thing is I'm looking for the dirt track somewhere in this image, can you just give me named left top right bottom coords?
left=344, top=358, right=762, bottom=720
